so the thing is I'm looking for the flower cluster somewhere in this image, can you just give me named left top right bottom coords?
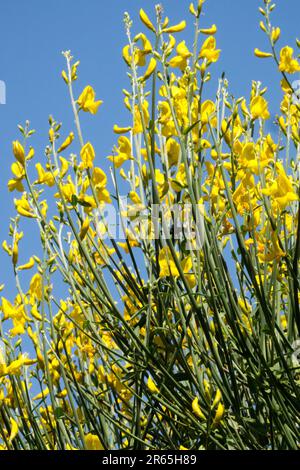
left=0, top=0, right=299, bottom=451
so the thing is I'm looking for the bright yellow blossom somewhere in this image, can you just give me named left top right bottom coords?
left=162, top=20, right=186, bottom=34
left=169, top=41, right=192, bottom=71
left=279, top=46, right=300, bottom=74
left=77, top=86, right=102, bottom=114
left=250, top=95, right=270, bottom=120
left=12, top=141, right=25, bottom=166
left=139, top=9, right=156, bottom=33
left=80, top=142, right=95, bottom=169
left=199, top=36, right=220, bottom=63
left=85, top=433, right=104, bottom=450
left=254, top=48, right=273, bottom=58
left=192, top=396, right=206, bottom=420
left=57, top=132, right=74, bottom=153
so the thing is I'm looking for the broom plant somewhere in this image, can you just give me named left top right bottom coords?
left=0, top=0, right=299, bottom=450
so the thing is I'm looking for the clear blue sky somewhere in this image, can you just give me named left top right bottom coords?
left=0, top=0, right=299, bottom=300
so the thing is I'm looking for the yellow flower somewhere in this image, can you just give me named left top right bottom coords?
left=77, top=85, right=103, bottom=114
left=122, top=45, right=132, bottom=66
left=108, top=136, right=133, bottom=168
left=71, top=60, right=80, bottom=81
left=61, top=70, right=68, bottom=84
left=58, top=176, right=76, bottom=203
left=6, top=355, right=28, bottom=375
left=29, top=273, right=43, bottom=302
left=14, top=194, right=36, bottom=218
left=200, top=24, right=217, bottom=35
left=31, top=305, right=42, bottom=321
left=9, top=418, right=18, bottom=442
left=250, top=96, right=270, bottom=120
left=113, top=125, right=131, bottom=134
left=129, top=191, right=142, bottom=204
left=233, top=173, right=256, bottom=214
left=133, top=33, right=153, bottom=66
left=165, top=34, right=176, bottom=57
left=192, top=396, right=206, bottom=420
left=199, top=36, right=220, bottom=63
left=1, top=297, right=29, bottom=337
left=57, top=132, right=74, bottom=153
left=201, top=100, right=217, bottom=127
left=59, top=157, right=69, bottom=177
left=271, top=27, right=281, bottom=43
left=133, top=101, right=149, bottom=134
left=79, top=217, right=90, bottom=241
left=213, top=402, right=225, bottom=426
left=33, top=388, right=50, bottom=401
left=258, top=234, right=286, bottom=263
left=171, top=163, right=187, bottom=191
left=147, top=376, right=159, bottom=394
left=279, top=46, right=300, bottom=74
left=166, top=138, right=180, bottom=167
left=141, top=57, right=157, bottom=81
left=85, top=433, right=104, bottom=450
left=212, top=389, right=222, bottom=408
left=159, top=246, right=179, bottom=278
left=162, top=21, right=186, bottom=34
left=254, top=48, right=273, bottom=58
left=262, top=162, right=298, bottom=210
left=18, top=257, right=35, bottom=271
left=118, top=230, right=140, bottom=253
left=123, top=34, right=152, bottom=68
left=80, top=142, right=95, bottom=169
left=189, top=3, right=197, bottom=16
left=169, top=41, right=192, bottom=71
left=8, top=162, right=25, bottom=192
left=92, top=167, right=107, bottom=189
left=35, top=163, right=57, bottom=186
left=280, top=315, right=287, bottom=331
left=139, top=9, right=156, bottom=33
left=49, top=128, right=55, bottom=143
left=12, top=141, right=25, bottom=166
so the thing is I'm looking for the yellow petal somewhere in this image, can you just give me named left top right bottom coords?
left=271, top=27, right=281, bottom=43
left=18, top=257, right=35, bottom=271
left=200, top=24, right=217, bottom=35
left=113, top=125, right=131, bottom=134
left=12, top=141, right=25, bottom=166
left=122, top=45, right=132, bottom=66
left=85, top=433, right=104, bottom=450
left=189, top=3, right=197, bottom=16
left=147, top=376, right=159, bottom=394
left=192, top=396, right=206, bottom=420
left=80, top=142, right=95, bottom=169
left=57, top=132, right=74, bottom=153
left=212, top=389, right=222, bottom=408
left=163, top=20, right=186, bottom=34
left=79, top=217, right=90, bottom=241
left=9, top=418, right=18, bottom=442
left=139, top=9, right=156, bottom=33
left=141, top=57, right=157, bottom=81
left=254, top=48, right=273, bottom=58
left=33, top=387, right=49, bottom=401
left=213, top=402, right=225, bottom=425
left=61, top=70, right=69, bottom=84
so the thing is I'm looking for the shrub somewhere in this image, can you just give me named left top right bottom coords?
left=0, top=0, right=299, bottom=450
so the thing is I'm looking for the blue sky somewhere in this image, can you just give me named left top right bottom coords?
left=0, top=0, right=299, bottom=302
